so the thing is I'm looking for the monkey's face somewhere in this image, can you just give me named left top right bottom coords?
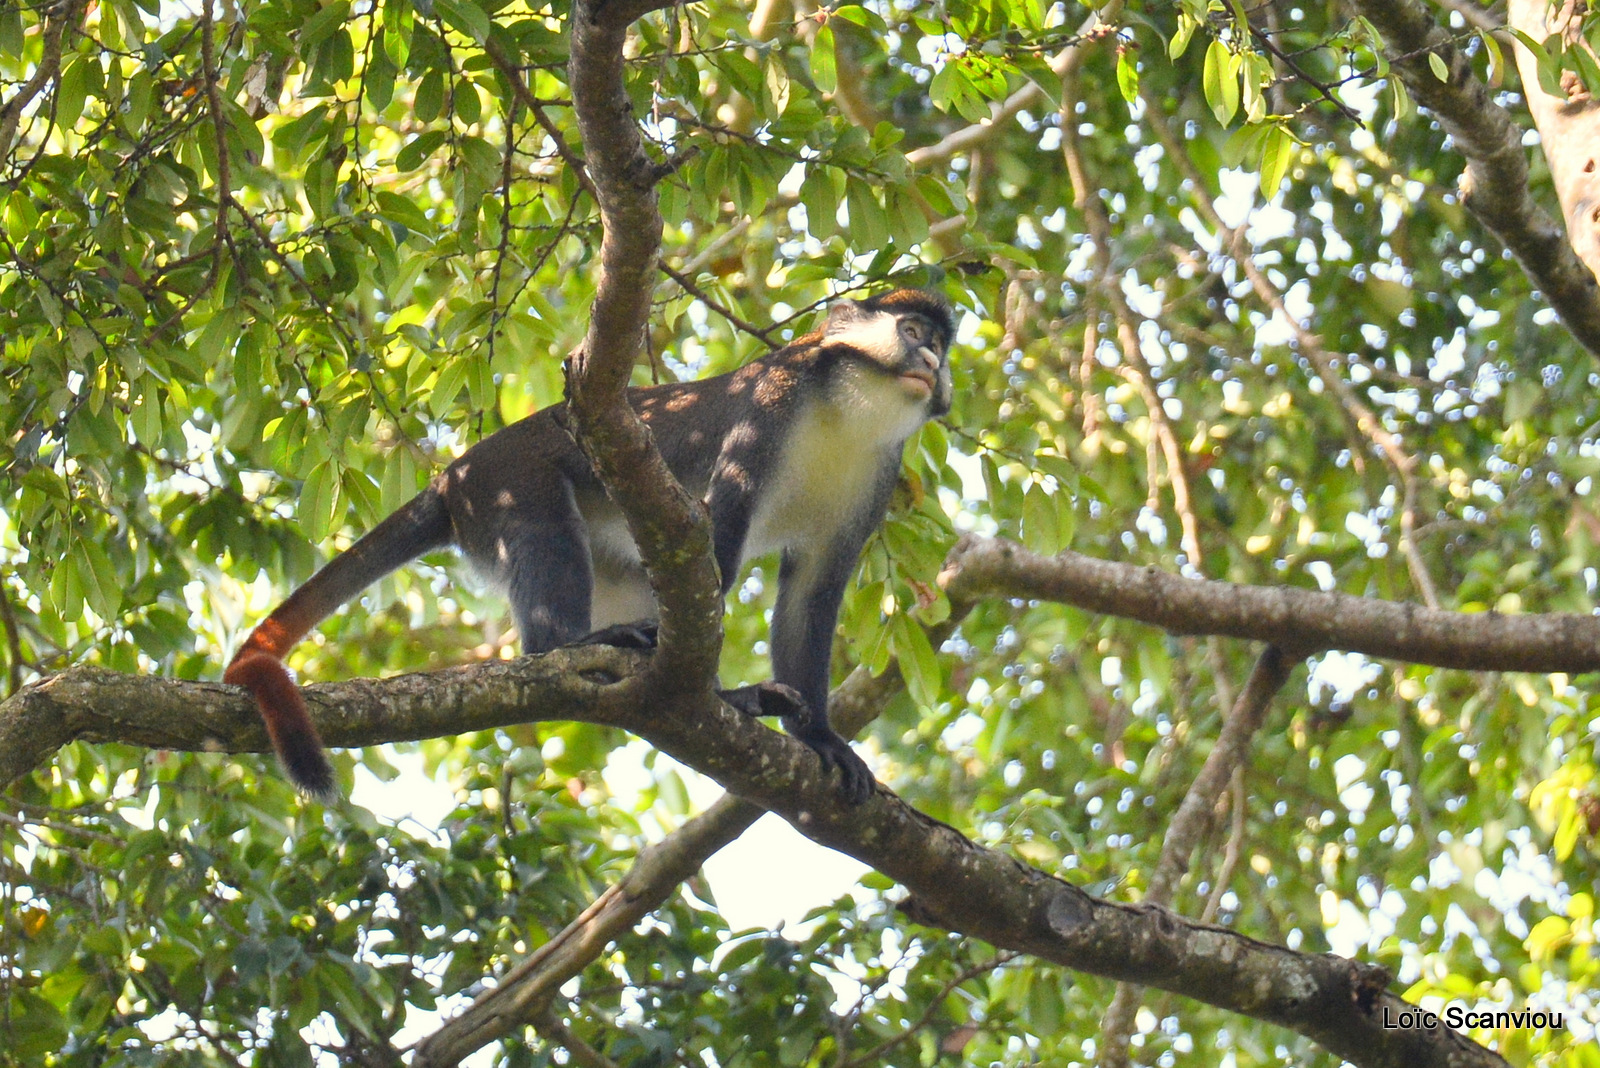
left=892, top=311, right=952, bottom=413
left=821, top=295, right=955, bottom=419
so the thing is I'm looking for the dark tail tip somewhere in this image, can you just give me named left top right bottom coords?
left=225, top=651, right=340, bottom=802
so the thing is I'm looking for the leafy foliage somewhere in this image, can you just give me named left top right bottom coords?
left=2, top=0, right=1598, bottom=1064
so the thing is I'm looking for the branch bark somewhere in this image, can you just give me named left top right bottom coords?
left=1507, top=0, right=1600, bottom=279
left=939, top=534, right=1600, bottom=673
left=1343, top=0, right=1600, bottom=356
left=0, top=645, right=1509, bottom=1068
left=0, top=0, right=85, bottom=167
left=410, top=665, right=903, bottom=1067
left=563, top=0, right=724, bottom=697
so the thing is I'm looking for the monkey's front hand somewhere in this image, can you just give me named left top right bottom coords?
left=794, top=726, right=876, bottom=805
left=721, top=682, right=876, bottom=804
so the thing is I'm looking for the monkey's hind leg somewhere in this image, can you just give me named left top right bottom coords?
left=502, top=520, right=596, bottom=654
left=576, top=620, right=658, bottom=649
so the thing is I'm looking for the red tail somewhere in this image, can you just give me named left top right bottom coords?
left=222, top=486, right=454, bottom=800
left=226, top=614, right=337, bottom=800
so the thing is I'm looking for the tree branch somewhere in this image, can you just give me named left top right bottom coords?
left=0, top=0, right=85, bottom=168
left=1343, top=0, right=1600, bottom=357
left=563, top=0, right=725, bottom=697
left=1102, top=646, right=1296, bottom=1064
left=410, top=665, right=904, bottom=1066
left=1, top=646, right=1509, bottom=1067
left=939, top=534, right=1600, bottom=674
left=1147, top=647, right=1297, bottom=904
left=1506, top=0, right=1600, bottom=279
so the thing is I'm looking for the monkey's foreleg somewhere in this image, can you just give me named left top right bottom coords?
left=573, top=629, right=877, bottom=803
left=720, top=682, right=876, bottom=804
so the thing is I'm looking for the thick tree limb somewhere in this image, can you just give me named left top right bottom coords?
left=940, top=534, right=1600, bottom=674
left=1507, top=0, right=1600, bottom=280
left=0, top=0, right=85, bottom=167
left=0, top=646, right=641, bottom=790
left=410, top=665, right=902, bottom=1067
left=563, top=0, right=725, bottom=696
left=0, top=646, right=1508, bottom=1068
left=1344, top=0, right=1600, bottom=356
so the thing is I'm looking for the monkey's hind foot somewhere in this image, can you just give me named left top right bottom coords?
left=575, top=621, right=659, bottom=650
left=720, top=682, right=876, bottom=805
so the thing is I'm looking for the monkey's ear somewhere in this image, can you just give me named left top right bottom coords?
left=821, top=298, right=871, bottom=333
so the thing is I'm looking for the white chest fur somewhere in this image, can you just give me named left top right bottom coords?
left=744, top=363, right=927, bottom=562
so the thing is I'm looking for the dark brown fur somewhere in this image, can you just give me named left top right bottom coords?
left=226, top=290, right=955, bottom=802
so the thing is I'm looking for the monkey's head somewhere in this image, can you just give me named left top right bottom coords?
left=820, top=288, right=956, bottom=417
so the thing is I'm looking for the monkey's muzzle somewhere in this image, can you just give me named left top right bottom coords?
left=898, top=366, right=938, bottom=399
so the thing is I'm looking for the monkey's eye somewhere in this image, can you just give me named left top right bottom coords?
left=902, top=319, right=929, bottom=345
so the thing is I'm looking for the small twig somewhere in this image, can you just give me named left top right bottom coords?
left=836, top=952, right=1019, bottom=1068
left=1247, top=23, right=1365, bottom=124
left=1061, top=71, right=1206, bottom=572
left=0, top=0, right=84, bottom=165
left=485, top=90, right=524, bottom=373
left=1199, top=767, right=1248, bottom=924
left=659, top=262, right=777, bottom=345
left=200, top=0, right=233, bottom=229
left=532, top=1009, right=623, bottom=1068
left=0, top=807, right=124, bottom=847
left=484, top=37, right=597, bottom=200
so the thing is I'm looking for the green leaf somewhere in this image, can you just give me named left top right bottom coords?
left=1428, top=51, right=1449, bottom=82
left=374, top=189, right=434, bottom=234
left=50, top=552, right=82, bottom=622
left=458, top=136, right=501, bottom=195
left=892, top=615, right=942, bottom=710
left=887, top=188, right=929, bottom=245
left=1259, top=124, right=1293, bottom=196
left=845, top=178, right=887, bottom=251
left=436, top=0, right=491, bottom=43
left=367, top=42, right=398, bottom=111
left=301, top=1, right=353, bottom=51
left=811, top=23, right=837, bottom=94
left=1203, top=39, right=1239, bottom=126
left=132, top=386, right=163, bottom=445
left=1169, top=14, right=1196, bottom=60
left=432, top=357, right=470, bottom=416
left=56, top=56, right=94, bottom=130
left=1508, top=28, right=1551, bottom=68
left=1536, top=34, right=1567, bottom=97
left=299, top=462, right=342, bottom=543
left=1388, top=75, right=1411, bottom=120
left=1571, top=42, right=1600, bottom=98
left=75, top=540, right=121, bottom=621
left=123, top=70, right=153, bottom=133
left=0, top=5, right=23, bottom=58
left=801, top=165, right=841, bottom=237
left=1116, top=48, right=1139, bottom=105
left=380, top=448, right=421, bottom=514
left=396, top=129, right=449, bottom=171
left=414, top=70, right=445, bottom=124
left=1022, top=482, right=1061, bottom=554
